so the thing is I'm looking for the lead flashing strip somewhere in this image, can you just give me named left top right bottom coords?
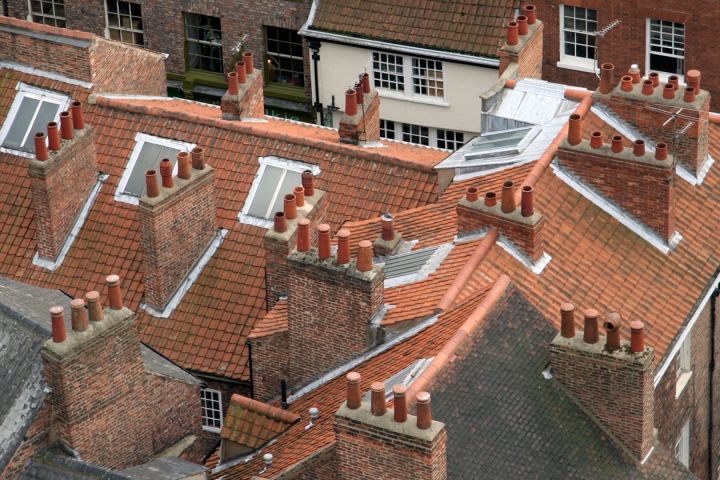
left=550, top=161, right=681, bottom=255
left=0, top=61, right=93, bottom=89
left=454, top=229, right=551, bottom=275
left=141, top=228, right=228, bottom=319
left=32, top=173, right=109, bottom=271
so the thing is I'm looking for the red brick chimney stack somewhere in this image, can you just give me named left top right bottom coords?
left=29, top=101, right=99, bottom=261
left=499, top=4, right=543, bottom=79
left=221, top=51, right=265, bottom=120
left=41, top=275, right=154, bottom=469
left=138, top=146, right=218, bottom=311
left=334, top=372, right=447, bottom=479
left=339, top=73, right=381, bottom=145
left=550, top=302, right=655, bottom=462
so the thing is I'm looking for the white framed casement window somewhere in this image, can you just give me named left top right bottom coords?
left=115, top=133, right=196, bottom=205
left=27, top=0, right=66, bottom=27
left=380, top=120, right=468, bottom=151
left=437, top=129, right=465, bottom=151
left=371, top=52, right=448, bottom=106
left=238, top=156, right=321, bottom=228
left=675, top=419, right=690, bottom=467
left=104, top=0, right=144, bottom=46
left=557, top=5, right=598, bottom=73
left=0, top=83, right=70, bottom=158
left=647, top=19, right=685, bottom=80
left=675, top=334, right=692, bottom=398
left=201, top=388, right=223, bottom=432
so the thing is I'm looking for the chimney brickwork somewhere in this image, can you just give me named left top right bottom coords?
left=139, top=154, right=217, bottom=311
left=339, top=90, right=381, bottom=145
left=499, top=18, right=544, bottom=79
left=550, top=311, right=655, bottom=462
left=221, top=69, right=265, bottom=120
left=29, top=120, right=98, bottom=261
left=593, top=75, right=710, bottom=175
left=41, top=295, right=153, bottom=468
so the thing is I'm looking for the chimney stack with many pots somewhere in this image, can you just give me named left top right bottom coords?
left=221, top=52, right=266, bottom=120
left=499, top=5, right=544, bottom=79
left=339, top=72, right=381, bottom=145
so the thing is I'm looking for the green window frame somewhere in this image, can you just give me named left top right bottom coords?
left=184, top=13, right=224, bottom=75
left=264, top=26, right=305, bottom=89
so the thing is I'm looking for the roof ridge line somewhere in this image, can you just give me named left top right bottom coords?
left=405, top=273, right=511, bottom=405
left=93, top=96, right=437, bottom=172
left=434, top=229, right=499, bottom=313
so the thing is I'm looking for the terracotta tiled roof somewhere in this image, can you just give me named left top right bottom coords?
left=309, top=0, right=521, bottom=58
left=249, top=300, right=287, bottom=338
left=220, top=394, right=301, bottom=450
left=0, top=67, right=446, bottom=381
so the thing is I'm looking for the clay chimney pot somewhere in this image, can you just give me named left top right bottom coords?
left=284, top=193, right=297, bottom=220
left=684, top=87, right=696, bottom=103
left=86, top=290, right=103, bottom=322
left=297, top=218, right=311, bottom=252
left=611, top=135, right=624, bottom=154
left=521, top=185, right=534, bottom=217
left=568, top=113, right=582, bottom=146
left=34, top=132, right=48, bottom=161
left=159, top=158, right=174, bottom=188
left=370, top=382, right=387, bottom=416
left=381, top=213, right=395, bottom=241
left=686, top=69, right=701, bottom=91
left=583, top=309, right=599, bottom=344
left=523, top=5, right=537, bottom=25
left=655, top=142, right=668, bottom=161
left=59, top=111, right=73, bottom=140
left=668, top=75, right=680, bottom=91
left=663, top=83, right=676, bottom=100
left=630, top=321, right=645, bottom=353
left=501, top=180, right=516, bottom=213
left=621, top=76, right=633, bottom=92
left=648, top=72, right=660, bottom=87
left=228, top=72, right=239, bottom=96
left=70, top=298, right=88, bottom=332
left=177, top=151, right=191, bottom=179
left=106, top=274, right=123, bottom=310
left=345, top=89, right=358, bottom=116
left=191, top=147, right=205, bottom=170
left=50, top=306, right=66, bottom=343
left=47, top=122, right=61, bottom=151
left=599, top=63, right=614, bottom=95
left=628, top=64, right=641, bottom=84
left=302, top=170, right=315, bottom=197
left=243, top=52, right=254, bottom=74
left=604, top=312, right=622, bottom=351
left=71, top=101, right=84, bottom=130
left=274, top=211, right=287, bottom=233
left=516, top=15, right=528, bottom=36
left=145, top=170, right=159, bottom=198
left=484, top=191, right=497, bottom=207
left=590, top=131, right=603, bottom=149
left=506, top=21, right=519, bottom=46
left=337, top=229, right=351, bottom=264
left=235, top=61, right=247, bottom=84
left=642, top=79, right=654, bottom=96
left=360, top=72, right=371, bottom=93
left=317, top=224, right=332, bottom=259
left=466, top=186, right=479, bottom=202
left=293, top=185, right=305, bottom=207
left=393, top=384, right=407, bottom=423
left=354, top=83, right=363, bottom=106
left=560, top=303, right=576, bottom=338
left=357, top=240, right=373, bottom=272
left=633, top=139, right=646, bottom=157
left=346, top=372, right=362, bottom=409
left=416, top=391, right=432, bottom=429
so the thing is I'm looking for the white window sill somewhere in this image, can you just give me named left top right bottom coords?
left=556, top=60, right=597, bottom=74
left=377, top=90, right=450, bottom=107
left=675, top=370, right=692, bottom=399
left=203, top=426, right=222, bottom=433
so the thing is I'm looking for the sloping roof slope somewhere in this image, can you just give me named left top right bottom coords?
left=309, top=0, right=520, bottom=58
left=220, top=394, right=301, bottom=450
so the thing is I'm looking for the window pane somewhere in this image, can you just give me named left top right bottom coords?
left=2, top=97, right=40, bottom=149
left=269, top=170, right=302, bottom=217
left=247, top=165, right=283, bottom=218
left=22, top=101, right=61, bottom=152
left=124, top=143, right=180, bottom=196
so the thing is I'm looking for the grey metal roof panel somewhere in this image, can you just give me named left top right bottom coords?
left=382, top=247, right=438, bottom=280
left=141, top=344, right=202, bottom=384
left=120, top=457, right=208, bottom=480
left=20, top=446, right=131, bottom=480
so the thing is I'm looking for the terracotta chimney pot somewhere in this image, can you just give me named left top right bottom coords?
left=485, top=191, right=497, bottom=207
left=656, top=143, right=668, bottom=161
left=621, top=76, right=633, bottom=92
left=501, top=180, right=516, bottom=213
left=177, top=151, right=191, bottom=179
left=191, top=146, right=205, bottom=170
left=583, top=309, right=599, bottom=344
left=297, top=218, right=311, bottom=252
left=521, top=185, right=534, bottom=217
left=106, top=274, right=123, bottom=310
left=357, top=240, right=373, bottom=272
left=633, top=139, right=646, bottom=157
left=523, top=5, right=537, bottom=25
left=416, top=391, right=432, bottom=429
left=604, top=312, right=622, bottom=351
left=599, top=63, right=614, bottom=95
left=663, top=83, right=676, bottom=100
left=346, top=372, right=362, bottom=409
left=59, top=111, right=73, bottom=140
left=630, top=321, right=645, bottom=353
left=648, top=72, right=660, bottom=87
left=317, top=223, right=331, bottom=259
left=274, top=211, right=287, bottom=233
left=354, top=83, right=363, bottom=106
left=506, top=21, right=519, bottom=46
left=590, top=131, right=603, bottom=149
left=228, top=72, right=239, bottom=96
left=568, top=113, right=582, bottom=146
left=628, top=64, right=641, bottom=84
left=668, top=75, right=680, bottom=91
left=293, top=185, right=305, bottom=206
left=337, top=229, right=351, bottom=264
left=516, top=15, right=528, bottom=36
left=159, top=158, right=174, bottom=188
left=345, top=89, right=358, bottom=116
left=360, top=73, right=371, bottom=93
left=86, top=291, right=103, bottom=322
left=302, top=170, right=315, bottom=197
left=560, top=303, right=576, bottom=338
left=34, top=132, right=48, bottom=161
left=393, top=384, right=407, bottom=423
left=370, top=382, right=387, bottom=416
left=71, top=101, right=84, bottom=129
left=235, top=61, right=247, bottom=84
left=611, top=135, right=624, bottom=154
left=466, top=186, right=479, bottom=202
left=145, top=170, right=159, bottom=198
left=47, top=122, right=61, bottom=151
left=686, top=70, right=701, bottom=91
left=684, top=87, right=696, bottom=103
left=70, top=298, right=88, bottom=332
left=381, top=213, right=395, bottom=241
left=243, top=52, right=254, bottom=74
left=642, top=79, right=654, bottom=96
left=284, top=193, right=297, bottom=220
left=50, top=306, right=66, bottom=343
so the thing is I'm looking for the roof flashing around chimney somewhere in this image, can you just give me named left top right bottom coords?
left=335, top=401, right=444, bottom=442
left=500, top=20, right=543, bottom=56
left=454, top=228, right=552, bottom=275
left=551, top=331, right=653, bottom=364
left=594, top=80, right=710, bottom=111
left=139, top=163, right=213, bottom=207
left=287, top=247, right=383, bottom=282
left=560, top=138, right=673, bottom=169
left=33, top=172, right=109, bottom=271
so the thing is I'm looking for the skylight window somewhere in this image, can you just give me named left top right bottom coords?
left=383, top=247, right=439, bottom=280
left=115, top=133, right=196, bottom=205
left=361, top=357, right=434, bottom=403
left=464, top=126, right=540, bottom=160
left=0, top=83, right=70, bottom=156
left=239, top=156, right=321, bottom=228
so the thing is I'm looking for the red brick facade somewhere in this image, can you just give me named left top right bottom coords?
left=28, top=125, right=98, bottom=260
left=139, top=164, right=217, bottom=311
left=499, top=20, right=544, bottom=79
left=338, top=91, right=380, bottom=144
left=249, top=331, right=289, bottom=402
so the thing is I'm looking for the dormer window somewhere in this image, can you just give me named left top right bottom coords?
left=464, top=126, right=540, bottom=161
left=0, top=84, right=70, bottom=156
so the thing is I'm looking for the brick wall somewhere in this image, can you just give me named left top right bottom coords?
left=250, top=331, right=289, bottom=401
left=286, top=251, right=384, bottom=389
left=194, top=375, right=251, bottom=456
left=338, top=91, right=380, bottom=144
left=89, top=37, right=167, bottom=96
left=40, top=307, right=154, bottom=469
left=528, top=0, right=720, bottom=110
left=0, top=402, right=52, bottom=480
left=221, top=71, right=266, bottom=120
left=499, top=21, right=544, bottom=79
left=550, top=332, right=655, bottom=461
left=557, top=139, right=675, bottom=240
left=139, top=165, right=217, bottom=311
left=28, top=125, right=98, bottom=260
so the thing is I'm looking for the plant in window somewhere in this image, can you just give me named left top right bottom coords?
left=227, top=33, right=248, bottom=73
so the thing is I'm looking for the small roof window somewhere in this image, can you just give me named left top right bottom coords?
left=463, top=126, right=540, bottom=160
left=239, top=156, right=321, bottom=228
left=115, top=133, right=196, bottom=205
left=0, top=83, right=70, bottom=157
left=383, top=246, right=440, bottom=280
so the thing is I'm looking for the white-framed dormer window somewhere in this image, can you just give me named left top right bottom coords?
left=371, top=52, right=448, bottom=106
left=675, top=334, right=692, bottom=398
left=104, top=0, right=144, bottom=46
left=115, top=133, right=196, bottom=205
left=0, top=83, right=70, bottom=158
left=647, top=19, right=684, bottom=78
left=238, top=156, right=321, bottom=228
left=201, top=388, right=223, bottom=432
left=558, top=5, right=598, bottom=73
left=27, top=0, right=66, bottom=27
left=675, top=419, right=690, bottom=467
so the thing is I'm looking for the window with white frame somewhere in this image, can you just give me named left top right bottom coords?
left=239, top=157, right=321, bottom=228
left=0, top=84, right=69, bottom=156
left=402, top=123, right=429, bottom=146
left=28, top=0, right=66, bottom=27
left=675, top=334, right=692, bottom=398
left=675, top=419, right=690, bottom=467
left=437, top=129, right=464, bottom=151
left=560, top=6, right=598, bottom=66
left=647, top=19, right=684, bottom=76
left=380, top=120, right=395, bottom=140
left=115, top=133, right=195, bottom=205
left=105, top=0, right=144, bottom=46
left=372, top=52, right=446, bottom=101
left=201, top=388, right=223, bottom=432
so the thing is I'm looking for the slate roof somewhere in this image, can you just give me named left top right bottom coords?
left=308, top=0, right=521, bottom=58
left=220, top=394, right=301, bottom=450
left=429, top=284, right=695, bottom=479
left=0, top=65, right=447, bottom=382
